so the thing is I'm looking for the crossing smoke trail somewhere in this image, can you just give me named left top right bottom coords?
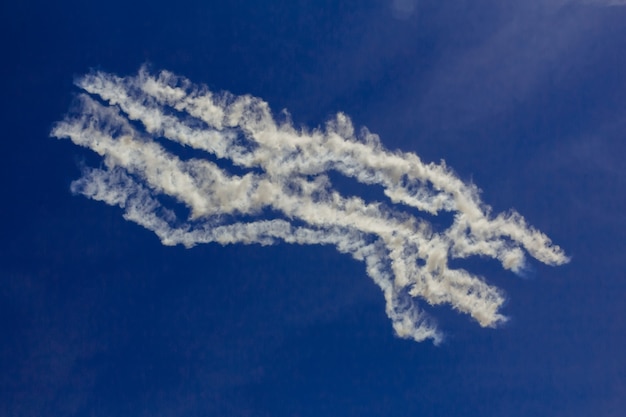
left=51, top=67, right=569, bottom=344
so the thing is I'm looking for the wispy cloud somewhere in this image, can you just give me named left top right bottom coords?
left=51, top=67, right=568, bottom=344
left=390, top=0, right=419, bottom=19
left=578, top=0, right=626, bottom=6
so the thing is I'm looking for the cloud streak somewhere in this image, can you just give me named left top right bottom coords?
left=51, top=67, right=568, bottom=344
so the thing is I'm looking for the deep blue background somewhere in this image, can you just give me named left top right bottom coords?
left=1, top=1, right=625, bottom=416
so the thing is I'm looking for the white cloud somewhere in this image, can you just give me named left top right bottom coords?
left=51, top=67, right=569, bottom=344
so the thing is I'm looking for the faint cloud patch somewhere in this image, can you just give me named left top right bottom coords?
left=579, top=0, right=626, bottom=5
left=391, top=0, right=418, bottom=19
left=526, top=118, right=626, bottom=229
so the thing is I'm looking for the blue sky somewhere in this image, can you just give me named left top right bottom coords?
left=1, top=1, right=625, bottom=416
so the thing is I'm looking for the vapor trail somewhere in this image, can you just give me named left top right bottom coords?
left=51, top=67, right=569, bottom=344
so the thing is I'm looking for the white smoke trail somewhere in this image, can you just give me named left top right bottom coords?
left=51, top=67, right=569, bottom=344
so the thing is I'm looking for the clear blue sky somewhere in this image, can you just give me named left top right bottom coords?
left=1, top=1, right=625, bottom=416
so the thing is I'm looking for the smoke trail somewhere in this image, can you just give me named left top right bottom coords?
left=51, top=67, right=569, bottom=344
